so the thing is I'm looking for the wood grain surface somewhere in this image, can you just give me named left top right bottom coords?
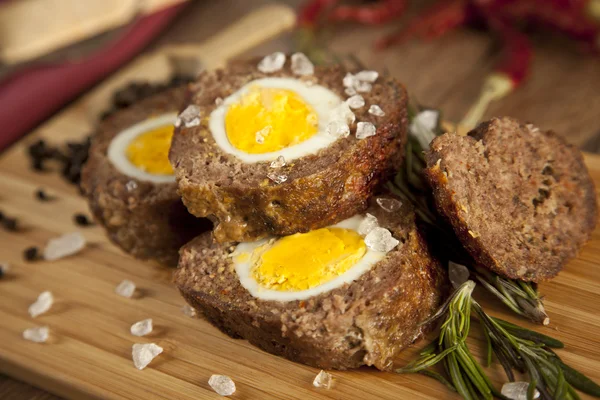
left=2, top=1, right=600, bottom=398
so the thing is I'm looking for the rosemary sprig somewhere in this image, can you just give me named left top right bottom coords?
left=392, top=103, right=549, bottom=325
left=397, top=279, right=600, bottom=399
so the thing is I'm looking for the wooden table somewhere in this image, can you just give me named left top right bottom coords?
left=2, top=0, right=600, bottom=398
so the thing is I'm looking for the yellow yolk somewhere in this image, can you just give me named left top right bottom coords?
left=225, top=86, right=318, bottom=154
left=251, top=228, right=366, bottom=291
left=125, top=124, right=174, bottom=175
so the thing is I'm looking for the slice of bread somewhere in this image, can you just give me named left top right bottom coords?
left=174, top=198, right=446, bottom=370
left=169, top=59, right=408, bottom=244
left=82, top=88, right=211, bottom=266
left=425, top=117, right=597, bottom=281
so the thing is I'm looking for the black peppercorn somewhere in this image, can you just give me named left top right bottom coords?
left=74, top=213, right=92, bottom=226
left=35, top=189, right=53, bottom=201
left=3, top=217, right=18, bottom=232
left=23, top=246, right=39, bottom=261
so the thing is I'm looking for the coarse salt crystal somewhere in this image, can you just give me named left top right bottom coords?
left=448, top=261, right=470, bottom=289
left=115, top=280, right=136, bottom=298
left=43, top=232, right=86, bottom=261
left=267, top=172, right=288, bottom=184
left=215, top=97, right=223, bottom=106
left=344, top=87, right=357, bottom=96
left=354, top=80, right=372, bottom=93
left=356, top=122, right=376, bottom=139
left=501, top=382, right=540, bottom=400
left=358, top=213, right=379, bottom=236
left=182, top=304, right=196, bottom=317
left=132, top=343, right=163, bottom=370
left=329, top=102, right=355, bottom=125
left=326, top=120, right=350, bottom=138
left=291, top=52, right=314, bottom=76
left=130, top=318, right=153, bottom=337
left=29, top=291, right=54, bottom=318
left=125, top=180, right=138, bottom=192
left=23, top=326, right=49, bottom=343
left=355, top=70, right=379, bottom=83
left=313, top=370, right=332, bottom=389
left=343, top=72, right=357, bottom=88
left=255, top=126, right=271, bottom=144
left=175, top=105, right=201, bottom=128
left=346, top=94, right=365, bottom=109
left=376, top=197, right=402, bottom=212
left=270, top=156, right=286, bottom=168
left=258, top=52, right=286, bottom=73
left=365, top=227, right=399, bottom=252
left=208, top=374, right=236, bottom=396
left=368, top=104, right=385, bottom=117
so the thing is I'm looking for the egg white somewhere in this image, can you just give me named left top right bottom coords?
left=209, top=77, right=342, bottom=163
left=233, top=215, right=387, bottom=302
left=107, top=113, right=177, bottom=183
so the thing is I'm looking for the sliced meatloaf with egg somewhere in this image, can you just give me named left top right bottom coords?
left=169, top=57, right=408, bottom=243
left=175, top=197, right=447, bottom=370
left=424, top=117, right=597, bottom=281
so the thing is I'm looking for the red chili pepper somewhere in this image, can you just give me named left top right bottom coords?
left=297, top=0, right=340, bottom=27
left=487, top=17, right=532, bottom=87
left=375, top=0, right=470, bottom=49
left=327, top=0, right=408, bottom=25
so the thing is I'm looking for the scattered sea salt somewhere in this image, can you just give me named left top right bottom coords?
left=208, top=374, right=236, bottom=396
left=343, top=72, right=357, bottom=88
left=448, top=261, right=470, bottom=289
left=29, top=291, right=54, bottom=318
left=291, top=52, right=314, bottom=76
left=501, top=382, right=540, bottom=400
left=125, top=180, right=138, bottom=192
left=345, top=87, right=357, bottom=96
left=354, top=80, right=372, bottom=93
left=182, top=304, right=196, bottom=317
left=326, top=120, right=350, bottom=138
left=376, top=197, right=402, bottom=212
left=346, top=94, right=365, bottom=109
left=43, top=232, right=86, bottom=261
left=130, top=318, right=153, bottom=337
left=355, top=70, right=379, bottom=83
left=258, top=52, right=286, bottom=73
left=175, top=105, right=201, bottom=128
left=267, top=172, right=288, bottom=184
left=329, top=102, right=355, bottom=125
left=215, top=97, right=223, bottom=106
left=368, top=104, right=385, bottom=117
left=356, top=122, right=376, bottom=139
left=365, top=227, right=399, bottom=252
left=409, top=109, right=439, bottom=150
left=270, top=156, right=286, bottom=168
left=23, top=326, right=49, bottom=343
left=132, top=343, right=163, bottom=370
left=313, top=370, right=332, bottom=389
left=115, top=280, right=136, bottom=298
left=255, top=126, right=271, bottom=144
left=358, top=213, right=379, bottom=236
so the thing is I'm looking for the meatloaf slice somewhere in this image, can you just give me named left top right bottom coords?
left=424, top=117, right=597, bottom=282
left=175, top=198, right=447, bottom=370
left=82, top=87, right=211, bottom=266
left=169, top=58, right=408, bottom=243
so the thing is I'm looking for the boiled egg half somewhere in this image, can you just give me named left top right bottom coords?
left=233, top=215, right=389, bottom=301
left=107, top=113, right=177, bottom=183
left=209, top=77, right=343, bottom=163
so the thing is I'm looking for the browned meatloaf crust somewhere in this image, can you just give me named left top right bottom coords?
left=169, top=60, right=408, bottom=243
left=82, top=87, right=211, bottom=266
left=424, top=117, right=597, bottom=282
left=175, top=198, right=447, bottom=370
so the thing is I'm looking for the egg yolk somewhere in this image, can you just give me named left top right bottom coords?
left=125, top=124, right=174, bottom=175
left=225, top=86, right=318, bottom=154
left=251, top=228, right=366, bottom=291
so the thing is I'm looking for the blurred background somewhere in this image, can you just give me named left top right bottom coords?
left=1, top=0, right=600, bottom=397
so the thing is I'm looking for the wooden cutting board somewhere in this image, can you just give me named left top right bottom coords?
left=1, top=21, right=600, bottom=400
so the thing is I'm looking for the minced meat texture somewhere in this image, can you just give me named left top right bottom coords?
left=175, top=198, right=447, bottom=370
left=425, top=117, right=597, bottom=281
left=169, top=59, right=408, bottom=243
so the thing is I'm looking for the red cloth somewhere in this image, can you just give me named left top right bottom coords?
left=0, top=2, right=187, bottom=151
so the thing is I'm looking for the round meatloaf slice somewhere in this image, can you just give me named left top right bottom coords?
left=169, top=58, right=408, bottom=243
left=424, top=117, right=597, bottom=282
left=174, top=197, right=447, bottom=370
left=82, top=87, right=211, bottom=266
